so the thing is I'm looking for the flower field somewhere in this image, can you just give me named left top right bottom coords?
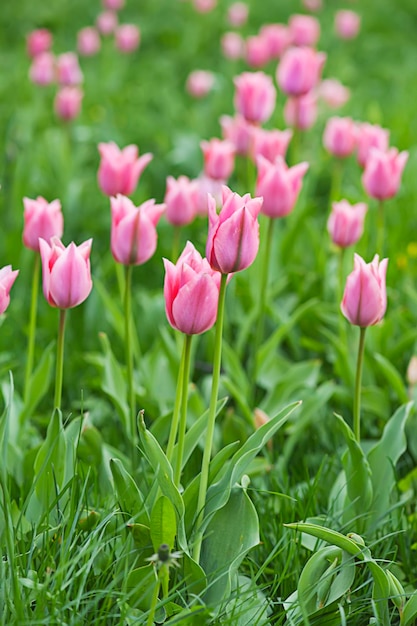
left=1, top=0, right=417, bottom=624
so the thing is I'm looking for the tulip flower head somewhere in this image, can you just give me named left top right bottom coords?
left=245, top=35, right=270, bottom=68
left=318, top=78, right=350, bottom=109
left=327, top=200, right=368, bottom=248
left=115, top=24, right=140, bottom=53
left=201, top=138, right=235, bottom=181
left=110, top=195, right=165, bottom=265
left=29, top=52, right=55, bottom=86
left=186, top=70, right=215, bottom=98
left=56, top=52, right=83, bottom=86
left=54, top=86, right=83, bottom=121
left=97, top=141, right=153, bottom=196
left=227, top=2, right=249, bottom=28
left=259, top=23, right=290, bottom=60
left=284, top=92, right=318, bottom=130
left=362, top=147, right=409, bottom=200
left=221, top=32, right=245, bottom=60
left=206, top=186, right=262, bottom=274
left=335, top=10, right=361, bottom=40
left=163, top=241, right=220, bottom=335
left=356, top=123, right=390, bottom=169
left=27, top=29, right=53, bottom=58
left=277, top=46, right=326, bottom=97
left=220, top=114, right=254, bottom=157
left=96, top=11, right=118, bottom=35
left=341, top=254, right=388, bottom=327
left=255, top=155, right=309, bottom=218
left=234, top=71, right=276, bottom=124
left=164, top=176, right=200, bottom=226
left=23, top=196, right=64, bottom=252
left=288, top=14, right=321, bottom=47
left=251, top=127, right=293, bottom=162
left=323, top=116, right=357, bottom=158
left=77, top=27, right=101, bottom=56
left=39, top=237, right=93, bottom=309
left=0, top=266, right=19, bottom=315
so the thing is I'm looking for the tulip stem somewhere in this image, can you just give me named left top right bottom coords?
left=377, top=200, right=385, bottom=256
left=172, top=226, right=181, bottom=262
left=24, top=252, right=40, bottom=404
left=174, top=334, right=192, bottom=487
left=193, top=272, right=228, bottom=564
left=54, top=309, right=67, bottom=410
left=166, top=337, right=186, bottom=465
left=353, top=326, right=367, bottom=443
left=124, top=264, right=137, bottom=464
left=329, top=158, right=343, bottom=208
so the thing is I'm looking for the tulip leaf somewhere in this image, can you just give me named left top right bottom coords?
left=19, top=342, right=54, bottom=423
left=373, top=353, right=410, bottom=404
left=283, top=523, right=366, bottom=559
left=401, top=589, right=417, bottom=626
left=150, top=495, right=177, bottom=552
left=97, top=332, right=129, bottom=432
left=110, top=458, right=149, bottom=524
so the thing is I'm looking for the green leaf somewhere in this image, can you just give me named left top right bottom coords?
left=97, top=333, right=129, bottom=431
left=401, top=589, right=417, bottom=626
left=150, top=495, right=177, bottom=552
left=0, top=372, right=13, bottom=468
left=373, top=353, right=409, bottom=404
left=19, top=342, right=54, bottom=423
left=297, top=546, right=342, bottom=616
left=110, top=458, right=149, bottom=524
left=125, top=564, right=157, bottom=611
left=33, top=409, right=67, bottom=514
left=283, top=523, right=366, bottom=560
left=367, top=402, right=412, bottom=529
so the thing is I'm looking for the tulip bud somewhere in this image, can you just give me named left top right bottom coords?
left=341, top=254, right=388, bottom=327
left=255, top=155, right=309, bottom=218
left=164, top=176, right=200, bottom=226
left=251, top=127, right=292, bottom=162
left=327, top=200, right=367, bottom=248
left=201, top=138, right=235, bottom=181
left=234, top=71, right=276, bottom=124
left=23, top=196, right=64, bottom=252
left=277, top=46, right=326, bottom=97
left=362, top=147, right=408, bottom=201
left=323, top=116, right=357, bottom=158
left=97, top=141, right=153, bottom=197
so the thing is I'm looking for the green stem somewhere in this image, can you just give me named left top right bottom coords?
left=54, top=309, right=67, bottom=410
left=124, top=264, right=137, bottom=464
left=146, top=575, right=161, bottom=626
left=289, top=99, right=301, bottom=166
left=376, top=199, right=385, bottom=256
left=172, top=226, right=181, bottom=262
left=174, top=334, right=193, bottom=487
left=353, top=326, right=367, bottom=443
left=193, top=272, right=228, bottom=563
left=166, top=337, right=186, bottom=465
left=329, top=158, right=343, bottom=208
left=24, top=253, right=40, bottom=404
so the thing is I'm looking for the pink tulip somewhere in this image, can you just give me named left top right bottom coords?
left=323, top=116, right=357, bottom=158
left=102, top=0, right=124, bottom=9
left=163, top=242, right=220, bottom=335
left=39, top=237, right=93, bottom=309
left=302, top=0, right=322, bottom=11
left=164, top=176, right=200, bottom=226
left=221, top=32, right=245, bottom=60
left=194, top=175, right=224, bottom=216
left=0, top=266, right=19, bottom=315
left=96, top=11, right=118, bottom=35
left=341, top=254, right=388, bottom=327
left=26, top=29, right=52, bottom=58
left=110, top=195, right=165, bottom=265
left=56, top=52, right=83, bottom=86
left=54, top=86, right=83, bottom=121
left=318, top=78, right=350, bottom=109
left=335, top=10, right=361, bottom=40
left=77, top=27, right=101, bottom=56
left=186, top=70, right=215, bottom=98
left=245, top=35, right=270, bottom=68
left=327, top=200, right=368, bottom=248
left=23, top=197, right=64, bottom=252
left=356, top=123, right=390, bottom=169
left=115, top=24, right=140, bottom=53
left=201, top=138, right=235, bottom=181
left=284, top=92, right=318, bottom=130
left=227, top=2, right=249, bottom=27
left=255, top=155, right=309, bottom=218
left=192, top=0, right=217, bottom=12
left=234, top=71, right=276, bottom=124
left=29, top=52, right=55, bottom=86
left=362, top=147, right=409, bottom=200
left=220, top=114, right=254, bottom=157
left=288, top=14, right=321, bottom=47
left=277, top=46, right=326, bottom=97
left=97, top=141, right=153, bottom=196
left=259, top=23, right=290, bottom=59
left=251, top=127, right=293, bottom=162
left=206, top=186, right=262, bottom=274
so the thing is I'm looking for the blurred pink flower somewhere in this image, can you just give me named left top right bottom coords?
left=323, top=116, right=357, bottom=158
left=221, top=32, right=245, bottom=60
left=56, top=52, right=83, bottom=86
left=259, top=23, right=290, bottom=59
left=54, top=86, right=83, bottom=121
left=96, top=11, right=118, bottom=35
left=277, top=46, right=326, bottom=97
left=288, top=14, right=321, bottom=47
left=115, top=24, right=140, bottom=53
left=362, top=147, right=409, bottom=200
left=97, top=141, right=153, bottom=196
left=194, top=175, right=224, bottom=215
left=206, top=186, right=262, bottom=274
left=186, top=69, right=215, bottom=98
left=26, top=28, right=52, bottom=58
left=335, top=10, right=361, bottom=40
left=227, top=2, right=249, bottom=27
left=245, top=35, right=270, bottom=68
left=302, top=0, right=322, bottom=11
left=0, top=266, right=19, bottom=315
left=29, top=52, right=55, bottom=86
left=327, top=200, right=368, bottom=248
left=77, top=27, right=101, bottom=56
left=284, top=92, right=318, bottom=130
left=164, top=175, right=200, bottom=226
left=201, top=138, right=235, bottom=181
left=102, top=0, right=125, bottom=9
left=220, top=114, right=254, bottom=156
left=255, top=155, right=309, bottom=218
left=251, top=127, right=293, bottom=162
left=193, top=0, right=217, bottom=13
left=318, top=78, right=350, bottom=108
left=110, top=195, right=165, bottom=265
left=341, top=254, right=388, bottom=327
left=234, top=71, right=276, bottom=124
left=23, top=196, right=64, bottom=252
left=356, top=123, right=390, bottom=169
left=164, top=241, right=220, bottom=335
left=39, top=237, right=93, bottom=309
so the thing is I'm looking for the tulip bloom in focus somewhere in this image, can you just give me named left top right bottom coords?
left=206, top=186, right=262, bottom=274
left=341, top=254, right=388, bottom=327
left=362, top=147, right=409, bottom=200
left=234, top=71, right=276, bottom=124
left=97, top=141, right=153, bottom=196
left=110, top=195, right=165, bottom=265
left=164, top=242, right=220, bottom=335
left=0, top=266, right=19, bottom=315
left=327, top=200, right=368, bottom=248
left=39, top=237, right=93, bottom=309
left=23, top=197, right=64, bottom=252
left=255, top=155, right=309, bottom=218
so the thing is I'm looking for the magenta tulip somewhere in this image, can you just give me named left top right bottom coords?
left=362, top=147, right=409, bottom=200
left=201, top=138, right=235, bottom=181
left=245, top=35, right=270, bottom=69
left=255, top=155, right=309, bottom=218
left=39, top=237, right=93, bottom=309
left=23, top=197, right=64, bottom=252
left=259, top=23, right=290, bottom=60
left=206, top=186, right=262, bottom=274
left=110, top=195, right=165, bottom=265
left=97, top=141, right=153, bottom=196
left=341, top=254, right=388, bottom=327
left=26, top=29, right=52, bottom=58
left=277, top=46, right=326, bottom=97
left=327, top=200, right=368, bottom=248
left=234, top=71, right=276, bottom=124
left=164, top=242, right=220, bottom=335
left=164, top=176, right=200, bottom=226
left=0, top=266, right=19, bottom=315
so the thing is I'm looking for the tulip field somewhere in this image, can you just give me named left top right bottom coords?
left=2, top=0, right=417, bottom=623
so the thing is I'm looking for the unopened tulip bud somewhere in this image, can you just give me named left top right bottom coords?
left=341, top=254, right=388, bottom=327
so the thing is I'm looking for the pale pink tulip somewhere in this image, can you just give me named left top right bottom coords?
left=56, top=52, right=83, bottom=86
left=227, top=2, right=249, bottom=27
left=318, top=78, right=350, bottom=109
left=362, top=148, right=409, bottom=200
left=234, top=71, right=276, bottom=124
left=323, top=116, right=357, bottom=158
left=110, top=195, right=165, bottom=265
left=327, top=200, right=368, bottom=248
left=302, top=0, right=322, bottom=11
left=288, top=14, right=320, bottom=47
left=255, top=155, right=309, bottom=218
left=193, top=0, right=217, bottom=12
left=284, top=92, right=318, bottom=130
left=29, top=52, right=55, bottom=86
left=23, top=197, right=64, bottom=252
left=245, top=35, right=270, bottom=68
left=356, top=123, right=390, bottom=169
left=102, top=0, right=124, bottom=9
left=164, top=176, right=200, bottom=226
left=115, top=24, right=140, bottom=53
left=54, top=86, right=83, bottom=121
left=251, top=127, right=293, bottom=162
left=96, top=11, right=118, bottom=35
left=341, top=254, right=388, bottom=327
left=201, top=138, right=235, bottom=181
left=220, top=114, right=254, bottom=156
left=77, top=27, right=101, bottom=56
left=39, top=237, right=93, bottom=309
left=277, top=46, right=326, bottom=97
left=335, top=10, right=361, bottom=40
left=0, top=266, right=19, bottom=315
left=97, top=141, right=153, bottom=196
left=259, top=23, right=290, bottom=59
left=186, top=70, right=215, bottom=98
left=194, top=175, right=224, bottom=215
left=221, top=32, right=245, bottom=60
left=26, top=29, right=52, bottom=58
